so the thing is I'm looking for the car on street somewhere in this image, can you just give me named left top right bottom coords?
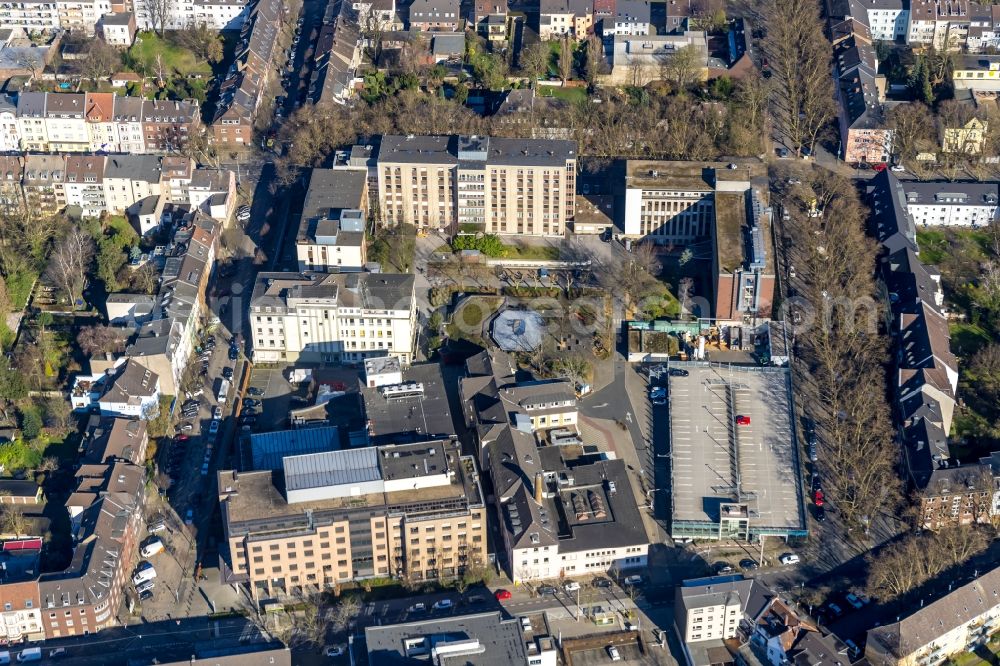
left=607, top=646, right=621, bottom=662
left=845, top=593, right=864, bottom=609
left=48, top=648, right=67, bottom=659
left=538, top=585, right=558, bottom=595
left=592, top=577, right=612, bottom=588
left=213, top=406, right=223, bottom=420
left=324, top=646, right=345, bottom=657
left=891, top=165, right=905, bottom=172
left=407, top=603, right=426, bottom=613
left=495, top=589, right=512, bottom=601
left=736, top=415, right=751, bottom=426
left=248, top=387, right=264, bottom=396
left=139, top=590, right=153, bottom=602
left=432, top=599, right=453, bottom=611
left=713, top=562, right=735, bottom=574
left=184, top=508, right=194, bottom=525
left=623, top=575, right=643, bottom=586
left=564, top=581, right=581, bottom=593
left=667, top=368, right=689, bottom=377
left=223, top=366, right=234, bottom=380
left=826, top=602, right=843, bottom=617
left=739, top=558, right=758, bottom=571
left=208, top=420, right=220, bottom=435
left=779, top=553, right=800, bottom=565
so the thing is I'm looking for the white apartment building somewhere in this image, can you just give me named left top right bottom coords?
left=622, top=161, right=720, bottom=243
left=903, top=182, right=999, bottom=226
left=675, top=577, right=754, bottom=643
left=846, top=0, right=908, bottom=41
left=0, top=96, right=18, bottom=153
left=55, top=0, right=111, bottom=33
left=111, top=96, right=145, bottom=154
left=296, top=168, right=369, bottom=272
left=103, top=155, right=162, bottom=214
left=250, top=272, right=417, bottom=365
left=133, top=0, right=247, bottom=31
left=866, top=565, right=1000, bottom=666
left=45, top=93, right=90, bottom=151
left=15, top=92, right=48, bottom=152
left=377, top=134, right=577, bottom=236
left=62, top=155, right=106, bottom=218
left=0, top=0, right=61, bottom=31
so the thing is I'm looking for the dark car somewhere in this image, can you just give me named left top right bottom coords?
left=537, top=585, right=558, bottom=595
left=814, top=506, right=827, bottom=522
left=739, top=558, right=759, bottom=571
left=242, top=407, right=258, bottom=416
left=592, top=577, right=613, bottom=588
left=243, top=399, right=260, bottom=408
left=713, top=562, right=735, bottom=574
left=229, top=347, right=238, bottom=361
left=668, top=368, right=689, bottom=377
left=139, top=590, right=154, bottom=601
left=239, top=416, right=256, bottom=425
left=248, top=387, right=264, bottom=396
left=222, top=367, right=234, bottom=380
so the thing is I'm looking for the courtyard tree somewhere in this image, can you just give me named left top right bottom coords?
left=45, top=228, right=94, bottom=307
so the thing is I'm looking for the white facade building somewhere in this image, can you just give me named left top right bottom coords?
left=0, top=0, right=61, bottom=31
left=250, top=272, right=417, bottom=365
left=133, top=0, right=247, bottom=31
left=903, top=183, right=999, bottom=227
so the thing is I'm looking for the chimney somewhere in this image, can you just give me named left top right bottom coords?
left=534, top=472, right=544, bottom=503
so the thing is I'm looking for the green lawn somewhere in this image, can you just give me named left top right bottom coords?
left=539, top=85, right=588, bottom=104
left=951, top=322, right=993, bottom=356
left=129, top=32, right=212, bottom=77
left=916, top=228, right=948, bottom=265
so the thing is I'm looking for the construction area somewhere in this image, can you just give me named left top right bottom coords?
left=667, top=364, right=806, bottom=541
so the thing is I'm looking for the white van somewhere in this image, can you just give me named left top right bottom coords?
left=132, top=567, right=157, bottom=586
left=16, top=648, right=40, bottom=663
left=140, top=538, right=164, bottom=558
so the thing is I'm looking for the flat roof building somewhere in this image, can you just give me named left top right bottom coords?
left=364, top=612, right=534, bottom=666
left=668, top=365, right=806, bottom=540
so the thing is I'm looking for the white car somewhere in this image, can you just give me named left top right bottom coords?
left=140, top=537, right=164, bottom=558
left=890, top=165, right=905, bottom=172
left=237, top=209, right=251, bottom=221
left=564, top=581, right=581, bottom=593
left=623, top=575, right=643, bottom=586
left=779, top=553, right=800, bottom=565
left=432, top=599, right=453, bottom=611
left=135, top=579, right=155, bottom=594
left=209, top=420, right=220, bottom=435
left=607, top=645, right=621, bottom=661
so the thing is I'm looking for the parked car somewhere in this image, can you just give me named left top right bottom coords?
left=779, top=553, right=800, bottom=565
left=623, top=575, right=643, bottom=586
left=175, top=434, right=189, bottom=442
left=891, top=165, right=905, bottom=172
left=592, top=577, right=612, bottom=588
left=148, top=520, right=166, bottom=534
left=139, top=590, right=153, bottom=602
left=827, top=602, right=843, bottom=617
left=564, top=581, right=581, bottom=593
left=135, top=579, right=155, bottom=594
left=243, top=399, right=260, bottom=408
left=432, top=599, right=453, bottom=611
left=713, top=562, right=734, bottom=574
left=324, top=646, right=345, bottom=657
left=538, top=585, right=558, bottom=595
left=248, top=387, right=264, bottom=396
left=739, top=558, right=758, bottom=571
left=184, top=508, right=194, bottom=525
left=209, top=420, right=220, bottom=435
left=222, top=367, right=234, bottom=380
left=607, top=646, right=621, bottom=662
left=735, top=415, right=751, bottom=426
left=47, top=649, right=66, bottom=659
left=845, top=593, right=864, bottom=610
left=495, top=589, right=512, bottom=601
left=407, top=603, right=426, bottom=613
left=213, top=406, right=223, bottom=420
left=814, top=505, right=827, bottom=522
left=140, top=537, right=164, bottom=558
left=649, top=387, right=666, bottom=399
left=242, top=407, right=258, bottom=416
left=667, top=368, right=689, bottom=377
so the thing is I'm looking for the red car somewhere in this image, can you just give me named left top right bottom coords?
left=736, top=415, right=751, bottom=426
left=872, top=163, right=887, bottom=172
left=495, top=589, right=512, bottom=601
left=814, top=489, right=825, bottom=506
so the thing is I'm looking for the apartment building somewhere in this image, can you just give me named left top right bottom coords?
left=407, top=0, right=460, bottom=31
left=249, top=271, right=417, bottom=364
left=140, top=98, right=200, bottom=152
left=0, top=0, right=62, bottom=31
left=831, top=0, right=908, bottom=41
left=0, top=94, right=18, bottom=152
left=55, top=0, right=111, bottom=33
left=15, top=91, right=48, bottom=151
left=22, top=153, right=65, bottom=214
left=866, top=564, right=1000, bottom=665
left=133, top=0, right=248, bottom=31
left=605, top=32, right=708, bottom=86
left=539, top=0, right=592, bottom=40
left=111, top=95, right=145, bottom=154
left=461, top=350, right=649, bottom=583
left=0, top=579, right=44, bottom=644
left=295, top=168, right=369, bottom=272
left=377, top=134, right=577, bottom=236
left=902, top=181, right=999, bottom=226
left=127, top=213, right=219, bottom=395
left=218, top=439, right=487, bottom=601
left=103, top=154, right=161, bottom=214
left=308, top=0, right=362, bottom=106
left=622, top=160, right=717, bottom=243
left=209, top=0, right=281, bottom=145
left=0, top=155, right=24, bottom=208
left=97, top=11, right=136, bottom=46
left=833, top=22, right=893, bottom=165
left=62, top=154, right=106, bottom=217
left=600, top=0, right=653, bottom=36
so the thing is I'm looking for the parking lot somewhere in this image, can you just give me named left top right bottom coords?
left=245, top=366, right=310, bottom=433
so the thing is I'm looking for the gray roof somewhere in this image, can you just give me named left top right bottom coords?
left=252, top=272, right=414, bottom=313
left=361, top=363, right=457, bottom=445
left=100, top=11, right=133, bottom=25
left=677, top=575, right=774, bottom=620
left=364, top=612, right=529, bottom=666
left=902, top=181, right=1000, bottom=207
left=251, top=426, right=340, bottom=471
left=298, top=168, right=368, bottom=240
left=432, top=32, right=466, bottom=56
left=869, top=170, right=917, bottom=253
left=104, top=155, right=162, bottom=183
left=283, top=447, right=381, bottom=492
left=379, top=135, right=578, bottom=167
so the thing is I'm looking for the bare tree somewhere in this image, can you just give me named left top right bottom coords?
left=144, top=0, right=171, bottom=37
left=78, top=325, right=126, bottom=356
left=888, top=103, right=936, bottom=161
left=44, top=229, right=95, bottom=307
left=521, top=42, right=549, bottom=83
left=559, top=36, right=573, bottom=83
left=82, top=40, right=121, bottom=86
left=584, top=35, right=606, bottom=85
left=1, top=505, right=28, bottom=538
left=328, top=595, right=361, bottom=633
left=658, top=45, right=703, bottom=92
